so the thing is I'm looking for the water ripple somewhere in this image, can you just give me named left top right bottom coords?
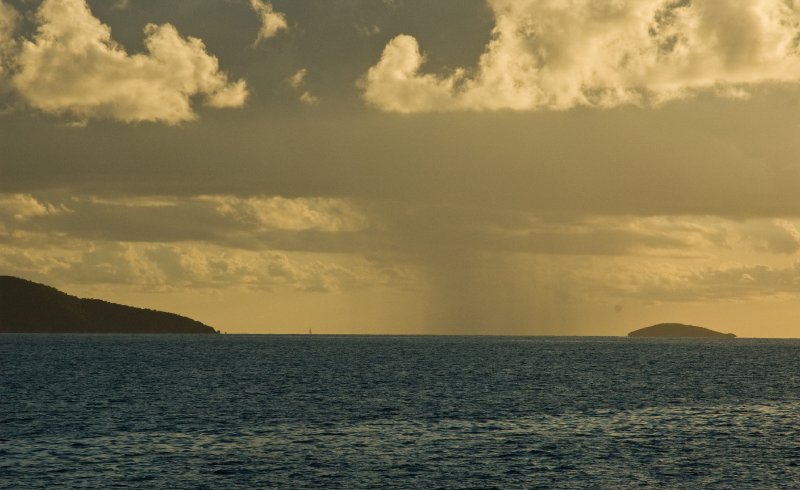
left=1, top=335, right=799, bottom=488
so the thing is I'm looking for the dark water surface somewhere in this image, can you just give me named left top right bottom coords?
left=2, top=335, right=799, bottom=488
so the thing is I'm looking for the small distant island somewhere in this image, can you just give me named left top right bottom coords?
left=628, top=323, right=736, bottom=339
left=0, top=276, right=217, bottom=334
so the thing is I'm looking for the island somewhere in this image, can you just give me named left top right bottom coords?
left=628, top=323, right=736, bottom=338
left=0, top=276, right=217, bottom=334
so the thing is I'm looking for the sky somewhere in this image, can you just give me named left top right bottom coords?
left=3, top=0, right=800, bottom=337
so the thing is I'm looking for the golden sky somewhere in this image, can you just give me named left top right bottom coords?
left=3, top=0, right=800, bottom=337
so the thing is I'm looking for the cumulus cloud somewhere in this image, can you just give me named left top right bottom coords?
left=363, top=35, right=463, bottom=113
left=0, top=195, right=405, bottom=295
left=600, top=261, right=800, bottom=303
left=0, top=0, right=18, bottom=80
left=0, top=193, right=68, bottom=221
left=10, top=188, right=800, bottom=330
left=774, top=220, right=800, bottom=253
left=12, top=0, right=248, bottom=124
left=135, top=245, right=362, bottom=292
left=0, top=239, right=403, bottom=294
left=364, top=0, right=800, bottom=112
left=355, top=24, right=381, bottom=38
left=741, top=219, right=800, bottom=255
left=0, top=192, right=370, bottom=252
left=250, top=0, right=288, bottom=46
left=111, top=0, right=130, bottom=11
left=0, top=1, right=15, bottom=44
left=199, top=195, right=366, bottom=232
left=473, top=215, right=727, bottom=257
left=287, top=68, right=319, bottom=105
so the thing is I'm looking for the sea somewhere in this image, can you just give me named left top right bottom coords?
left=1, top=335, right=799, bottom=489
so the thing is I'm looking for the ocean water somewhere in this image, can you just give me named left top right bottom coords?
left=2, top=335, right=799, bottom=488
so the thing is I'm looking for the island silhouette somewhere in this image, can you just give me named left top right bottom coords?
left=0, top=276, right=216, bottom=334
left=628, top=323, right=736, bottom=338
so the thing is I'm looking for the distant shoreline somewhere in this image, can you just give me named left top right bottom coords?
left=628, top=323, right=736, bottom=339
left=3, top=332, right=789, bottom=339
left=0, top=276, right=217, bottom=335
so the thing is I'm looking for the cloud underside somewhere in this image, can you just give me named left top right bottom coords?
left=11, top=0, right=247, bottom=124
left=364, top=0, right=800, bottom=112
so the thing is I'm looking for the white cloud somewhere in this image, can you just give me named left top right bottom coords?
left=201, top=195, right=366, bottom=232
left=298, top=91, right=319, bottom=105
left=0, top=0, right=18, bottom=80
left=363, top=35, right=462, bottom=113
left=111, top=0, right=130, bottom=11
left=287, top=68, right=320, bottom=105
left=355, top=24, right=381, bottom=38
left=775, top=220, right=800, bottom=250
left=0, top=192, right=374, bottom=255
left=0, top=239, right=402, bottom=293
left=0, top=0, right=15, bottom=45
left=599, top=261, right=800, bottom=302
left=12, top=0, right=248, bottom=124
left=0, top=191, right=411, bottom=293
left=250, top=0, right=288, bottom=46
left=364, top=0, right=800, bottom=112
left=288, top=68, right=307, bottom=89
left=0, top=193, right=68, bottom=221
left=742, top=219, right=800, bottom=254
